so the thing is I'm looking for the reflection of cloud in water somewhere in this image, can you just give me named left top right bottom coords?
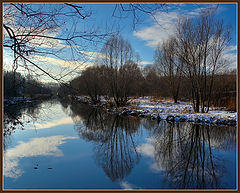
left=136, top=138, right=164, bottom=173
left=120, top=181, right=137, bottom=190
left=4, top=135, right=78, bottom=179
left=33, top=117, right=73, bottom=130
left=136, top=143, right=154, bottom=158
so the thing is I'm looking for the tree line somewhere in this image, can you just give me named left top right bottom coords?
left=59, top=9, right=236, bottom=112
left=4, top=71, right=58, bottom=99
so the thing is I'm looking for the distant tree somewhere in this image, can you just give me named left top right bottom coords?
left=119, top=61, right=143, bottom=98
left=57, top=83, right=72, bottom=99
left=4, top=71, right=53, bottom=99
left=211, top=70, right=236, bottom=110
left=4, top=71, right=25, bottom=98
left=71, top=66, right=107, bottom=104
left=141, top=65, right=163, bottom=97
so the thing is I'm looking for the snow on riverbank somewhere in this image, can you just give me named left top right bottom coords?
left=75, top=96, right=237, bottom=126
left=127, top=97, right=237, bottom=125
left=4, top=97, right=32, bottom=107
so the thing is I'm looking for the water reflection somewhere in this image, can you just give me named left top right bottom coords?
left=93, top=115, right=140, bottom=182
left=62, top=101, right=141, bottom=182
left=63, top=100, right=236, bottom=189
left=3, top=101, right=42, bottom=151
left=4, top=102, right=40, bottom=134
left=138, top=122, right=236, bottom=189
left=3, top=100, right=58, bottom=151
left=3, top=100, right=236, bottom=189
left=4, top=135, right=78, bottom=179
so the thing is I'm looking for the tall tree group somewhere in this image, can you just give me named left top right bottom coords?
left=154, top=9, right=232, bottom=112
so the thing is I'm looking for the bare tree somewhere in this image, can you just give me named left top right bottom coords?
left=141, top=65, right=163, bottom=97
left=176, top=9, right=231, bottom=112
left=3, top=3, right=113, bottom=83
left=112, top=3, right=168, bottom=29
left=100, top=35, right=140, bottom=107
left=154, top=36, right=183, bottom=103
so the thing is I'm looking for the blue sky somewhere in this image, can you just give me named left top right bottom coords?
left=97, top=3, right=237, bottom=66
left=3, top=3, right=237, bottom=82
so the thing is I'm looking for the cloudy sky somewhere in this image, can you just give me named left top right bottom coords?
left=3, top=3, right=237, bottom=82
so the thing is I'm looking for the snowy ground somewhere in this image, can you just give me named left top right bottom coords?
left=76, top=96, right=237, bottom=126
left=126, top=97, right=237, bottom=125
left=4, top=97, right=32, bottom=107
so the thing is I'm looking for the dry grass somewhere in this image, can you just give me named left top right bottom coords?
left=129, top=96, right=140, bottom=99
left=150, top=96, right=163, bottom=103
left=129, top=105, right=137, bottom=110
left=225, top=98, right=236, bottom=111
left=181, top=107, right=192, bottom=114
left=211, top=96, right=236, bottom=111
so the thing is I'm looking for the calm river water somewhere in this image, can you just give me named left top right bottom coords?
left=3, top=99, right=237, bottom=190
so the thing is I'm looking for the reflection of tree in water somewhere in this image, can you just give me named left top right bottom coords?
left=141, top=118, right=160, bottom=132
left=75, top=105, right=112, bottom=143
left=65, top=100, right=141, bottom=182
left=150, top=122, right=236, bottom=189
left=60, top=100, right=236, bottom=187
left=4, top=102, right=40, bottom=136
left=3, top=100, right=56, bottom=151
left=58, top=98, right=72, bottom=115
left=94, top=115, right=141, bottom=182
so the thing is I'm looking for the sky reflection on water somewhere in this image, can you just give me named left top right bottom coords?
left=3, top=100, right=237, bottom=190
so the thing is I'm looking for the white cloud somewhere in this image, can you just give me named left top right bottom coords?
left=225, top=45, right=237, bottom=53
left=32, top=55, right=94, bottom=70
left=222, top=45, right=237, bottom=69
left=30, top=34, right=68, bottom=49
left=187, top=5, right=218, bottom=17
left=133, top=5, right=222, bottom=48
left=149, top=162, right=164, bottom=173
left=139, top=61, right=153, bottom=66
left=81, top=51, right=106, bottom=61
left=33, top=117, right=73, bottom=130
left=133, top=11, right=179, bottom=48
left=136, top=143, right=155, bottom=158
left=136, top=138, right=165, bottom=173
left=4, top=135, right=78, bottom=179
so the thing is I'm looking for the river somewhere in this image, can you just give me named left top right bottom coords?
left=3, top=99, right=237, bottom=190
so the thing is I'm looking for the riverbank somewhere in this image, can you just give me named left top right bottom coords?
left=4, top=97, right=32, bottom=107
left=75, top=96, right=237, bottom=126
left=4, top=95, right=54, bottom=107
